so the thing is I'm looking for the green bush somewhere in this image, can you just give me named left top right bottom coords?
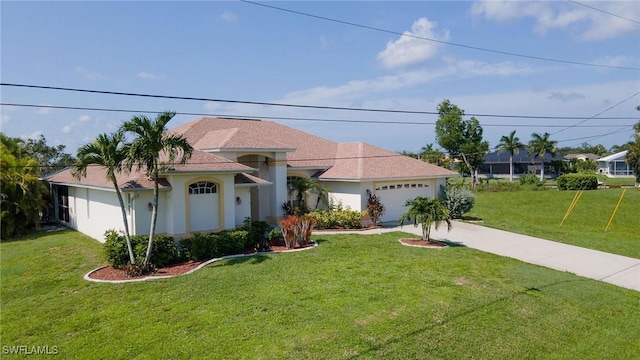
left=475, top=181, right=521, bottom=192
left=180, top=229, right=249, bottom=261
left=103, top=230, right=182, bottom=268
left=557, top=174, right=598, bottom=190
left=519, top=174, right=543, bottom=186
left=441, top=185, right=475, bottom=218
left=308, top=207, right=363, bottom=230
left=239, top=217, right=270, bottom=251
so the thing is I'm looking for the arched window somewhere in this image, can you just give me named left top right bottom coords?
left=188, top=181, right=217, bottom=195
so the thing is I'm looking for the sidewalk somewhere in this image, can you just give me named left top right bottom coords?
left=317, top=221, right=640, bottom=292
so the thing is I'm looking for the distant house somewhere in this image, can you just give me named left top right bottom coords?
left=596, top=151, right=634, bottom=178
left=479, top=150, right=565, bottom=178
left=564, top=153, right=600, bottom=162
left=43, top=117, right=456, bottom=241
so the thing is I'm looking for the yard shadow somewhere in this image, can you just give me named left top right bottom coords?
left=346, top=278, right=589, bottom=359
left=0, top=225, right=71, bottom=243
left=211, top=254, right=272, bottom=267
left=435, top=239, right=467, bottom=247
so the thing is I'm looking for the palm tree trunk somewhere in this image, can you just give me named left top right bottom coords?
left=540, top=161, right=545, bottom=182
left=423, top=219, right=431, bottom=240
left=143, top=170, right=159, bottom=266
left=114, top=182, right=135, bottom=265
left=509, top=155, right=514, bottom=182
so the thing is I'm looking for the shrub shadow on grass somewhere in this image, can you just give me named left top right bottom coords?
left=0, top=226, right=71, bottom=243
left=211, top=254, right=272, bottom=267
left=436, top=239, right=467, bottom=248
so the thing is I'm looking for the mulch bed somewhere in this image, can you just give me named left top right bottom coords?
left=399, top=238, right=448, bottom=248
left=87, top=243, right=316, bottom=282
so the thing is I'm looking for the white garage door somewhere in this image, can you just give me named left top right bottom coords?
left=189, top=181, right=219, bottom=232
left=376, top=181, right=434, bottom=223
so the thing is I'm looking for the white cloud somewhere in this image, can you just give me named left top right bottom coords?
left=547, top=91, right=586, bottom=102
left=220, top=11, right=238, bottom=23
left=138, top=72, right=163, bottom=81
left=203, top=101, right=222, bottom=111
left=377, top=18, right=450, bottom=69
left=470, top=0, right=640, bottom=40
left=62, top=125, right=73, bottom=134
left=78, top=115, right=91, bottom=123
left=76, top=66, right=102, bottom=80
left=1, top=114, right=10, bottom=127
left=21, top=130, right=43, bottom=141
left=36, top=105, right=53, bottom=115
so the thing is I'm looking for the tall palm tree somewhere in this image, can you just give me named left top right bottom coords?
left=528, top=132, right=557, bottom=182
left=398, top=196, right=451, bottom=241
left=123, top=111, right=193, bottom=267
left=496, top=130, right=525, bottom=182
left=72, top=130, right=135, bottom=265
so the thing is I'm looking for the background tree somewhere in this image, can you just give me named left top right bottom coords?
left=398, top=196, right=451, bottom=241
left=496, top=130, right=525, bottom=182
left=123, top=111, right=193, bottom=268
left=23, top=134, right=75, bottom=176
left=435, top=100, right=489, bottom=189
left=626, top=121, right=640, bottom=185
left=420, top=143, right=450, bottom=167
left=528, top=132, right=557, bottom=181
left=1, top=134, right=49, bottom=238
left=72, top=130, right=136, bottom=266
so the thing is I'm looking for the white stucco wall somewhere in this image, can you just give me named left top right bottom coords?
left=234, top=187, right=252, bottom=226
left=67, top=187, right=134, bottom=242
left=321, top=181, right=367, bottom=212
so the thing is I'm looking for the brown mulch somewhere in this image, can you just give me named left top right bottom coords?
left=399, top=238, right=448, bottom=248
left=88, top=243, right=316, bottom=282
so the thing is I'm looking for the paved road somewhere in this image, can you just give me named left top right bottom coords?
left=317, top=221, right=640, bottom=292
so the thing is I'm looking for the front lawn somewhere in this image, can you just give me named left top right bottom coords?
left=467, top=188, right=640, bottom=258
left=1, top=230, right=639, bottom=359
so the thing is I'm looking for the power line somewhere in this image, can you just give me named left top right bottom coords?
left=1, top=102, right=637, bottom=128
left=551, top=91, right=640, bottom=135
left=568, top=0, right=640, bottom=25
left=240, top=0, right=640, bottom=71
left=2, top=84, right=639, bottom=120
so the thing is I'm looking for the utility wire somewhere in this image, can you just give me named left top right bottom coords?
left=240, top=0, right=640, bottom=71
left=551, top=91, right=640, bottom=135
left=1, top=103, right=637, bottom=128
left=568, top=0, right=640, bottom=25
left=2, top=84, right=639, bottom=120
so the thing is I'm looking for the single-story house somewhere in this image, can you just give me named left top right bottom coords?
left=564, top=153, right=600, bottom=162
left=596, top=150, right=634, bottom=177
left=44, top=117, right=456, bottom=241
left=479, top=150, right=565, bottom=178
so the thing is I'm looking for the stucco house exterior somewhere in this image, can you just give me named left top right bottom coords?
left=596, top=150, right=634, bottom=178
left=44, top=117, right=456, bottom=241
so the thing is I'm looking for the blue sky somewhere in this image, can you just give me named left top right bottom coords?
left=1, top=1, right=639, bottom=155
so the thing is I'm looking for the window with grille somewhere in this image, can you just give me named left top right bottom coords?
left=188, top=181, right=217, bottom=195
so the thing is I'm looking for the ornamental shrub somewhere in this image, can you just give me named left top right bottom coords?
left=557, top=174, right=598, bottom=190
left=307, top=208, right=363, bottom=229
left=103, top=229, right=182, bottom=268
left=180, top=229, right=250, bottom=261
left=440, top=186, right=475, bottom=218
left=519, top=174, right=543, bottom=186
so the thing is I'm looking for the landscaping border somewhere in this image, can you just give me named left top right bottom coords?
left=84, top=242, right=318, bottom=284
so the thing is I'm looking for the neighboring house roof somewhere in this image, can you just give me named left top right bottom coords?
left=597, top=150, right=628, bottom=162
left=171, top=117, right=456, bottom=179
left=44, top=150, right=255, bottom=190
left=483, top=150, right=564, bottom=164
left=319, top=142, right=455, bottom=180
left=564, top=153, right=600, bottom=161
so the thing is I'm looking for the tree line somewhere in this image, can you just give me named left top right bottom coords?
left=402, top=99, right=640, bottom=188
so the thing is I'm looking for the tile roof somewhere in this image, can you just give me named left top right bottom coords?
left=170, top=117, right=456, bottom=179
left=319, top=142, right=456, bottom=180
left=44, top=150, right=255, bottom=190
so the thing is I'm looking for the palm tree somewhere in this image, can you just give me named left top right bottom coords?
left=72, top=130, right=135, bottom=265
left=123, top=111, right=193, bottom=267
left=496, top=130, right=525, bottom=182
left=398, top=196, right=451, bottom=241
left=288, top=177, right=328, bottom=212
left=528, top=132, right=557, bottom=182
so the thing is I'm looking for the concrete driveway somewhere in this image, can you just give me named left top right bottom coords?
left=316, top=221, right=640, bottom=292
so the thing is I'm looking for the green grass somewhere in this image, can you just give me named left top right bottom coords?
left=467, top=188, right=640, bottom=259
left=2, top=230, right=639, bottom=359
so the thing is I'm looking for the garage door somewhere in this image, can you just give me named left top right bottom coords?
left=189, top=181, right=219, bottom=232
left=375, top=181, right=434, bottom=223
